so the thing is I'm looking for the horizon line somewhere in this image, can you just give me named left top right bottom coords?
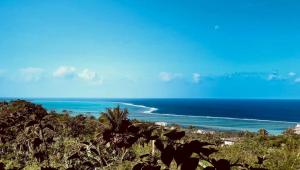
left=2, top=97, right=300, bottom=100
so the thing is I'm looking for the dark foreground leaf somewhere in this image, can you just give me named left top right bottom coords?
left=181, top=158, right=199, bottom=170
left=164, top=130, right=185, bottom=141
left=161, top=144, right=175, bottom=167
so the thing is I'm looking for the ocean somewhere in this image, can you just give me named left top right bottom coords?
left=2, top=98, right=300, bottom=135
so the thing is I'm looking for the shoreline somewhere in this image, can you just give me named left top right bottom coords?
left=49, top=108, right=294, bottom=135
left=3, top=98, right=298, bottom=135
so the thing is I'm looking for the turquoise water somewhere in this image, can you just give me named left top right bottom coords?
left=27, top=98, right=298, bottom=135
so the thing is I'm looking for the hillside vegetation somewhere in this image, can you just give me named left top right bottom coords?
left=0, top=100, right=299, bottom=170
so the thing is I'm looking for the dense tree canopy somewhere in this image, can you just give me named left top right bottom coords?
left=0, top=100, right=299, bottom=170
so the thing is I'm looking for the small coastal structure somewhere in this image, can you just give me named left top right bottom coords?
left=192, top=129, right=215, bottom=134
left=294, top=124, right=300, bottom=134
left=155, top=121, right=167, bottom=126
left=221, top=137, right=239, bottom=146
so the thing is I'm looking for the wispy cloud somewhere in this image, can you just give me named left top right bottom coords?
left=202, top=72, right=266, bottom=80
left=294, top=77, right=300, bottom=83
left=53, top=66, right=76, bottom=78
left=157, top=71, right=300, bottom=84
left=200, top=71, right=297, bottom=82
left=20, top=67, right=44, bottom=81
left=267, top=71, right=280, bottom=81
left=159, top=71, right=272, bottom=83
left=78, top=69, right=103, bottom=85
left=53, top=66, right=103, bottom=85
left=192, top=73, right=201, bottom=83
left=266, top=71, right=300, bottom=82
left=159, top=72, right=181, bottom=82
left=288, top=72, right=296, bottom=77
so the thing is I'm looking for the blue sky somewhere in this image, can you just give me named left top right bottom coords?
left=0, top=0, right=300, bottom=98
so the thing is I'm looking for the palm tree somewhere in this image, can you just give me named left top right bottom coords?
left=101, top=106, right=129, bottom=132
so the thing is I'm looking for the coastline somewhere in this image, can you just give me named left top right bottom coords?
left=2, top=98, right=298, bottom=135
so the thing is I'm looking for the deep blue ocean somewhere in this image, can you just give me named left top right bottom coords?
left=2, top=98, right=300, bottom=134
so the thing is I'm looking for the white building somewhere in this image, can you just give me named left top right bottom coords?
left=294, top=124, right=300, bottom=134
left=220, top=137, right=239, bottom=146
left=155, top=122, right=167, bottom=126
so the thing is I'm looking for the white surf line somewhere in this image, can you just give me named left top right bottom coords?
left=116, top=102, right=159, bottom=114
left=33, top=100, right=298, bottom=124
left=116, top=102, right=297, bottom=124
left=142, top=112, right=298, bottom=124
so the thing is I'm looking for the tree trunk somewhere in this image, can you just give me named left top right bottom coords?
left=151, top=140, right=155, bottom=156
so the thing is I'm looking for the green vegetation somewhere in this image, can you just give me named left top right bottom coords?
left=0, top=100, right=299, bottom=170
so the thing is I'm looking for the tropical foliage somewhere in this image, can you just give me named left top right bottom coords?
left=0, top=100, right=299, bottom=170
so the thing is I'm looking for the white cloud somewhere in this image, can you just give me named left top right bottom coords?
left=159, top=72, right=181, bottom=82
left=53, top=66, right=103, bottom=84
left=20, top=67, right=44, bottom=81
left=266, top=71, right=296, bottom=81
left=295, top=78, right=300, bottom=83
left=78, top=69, right=103, bottom=85
left=53, top=66, right=76, bottom=78
left=159, top=72, right=172, bottom=82
left=267, top=71, right=279, bottom=81
left=192, top=73, right=201, bottom=83
left=78, top=69, right=96, bottom=81
left=288, top=72, right=296, bottom=77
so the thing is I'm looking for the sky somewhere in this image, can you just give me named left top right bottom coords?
left=0, top=0, right=300, bottom=98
